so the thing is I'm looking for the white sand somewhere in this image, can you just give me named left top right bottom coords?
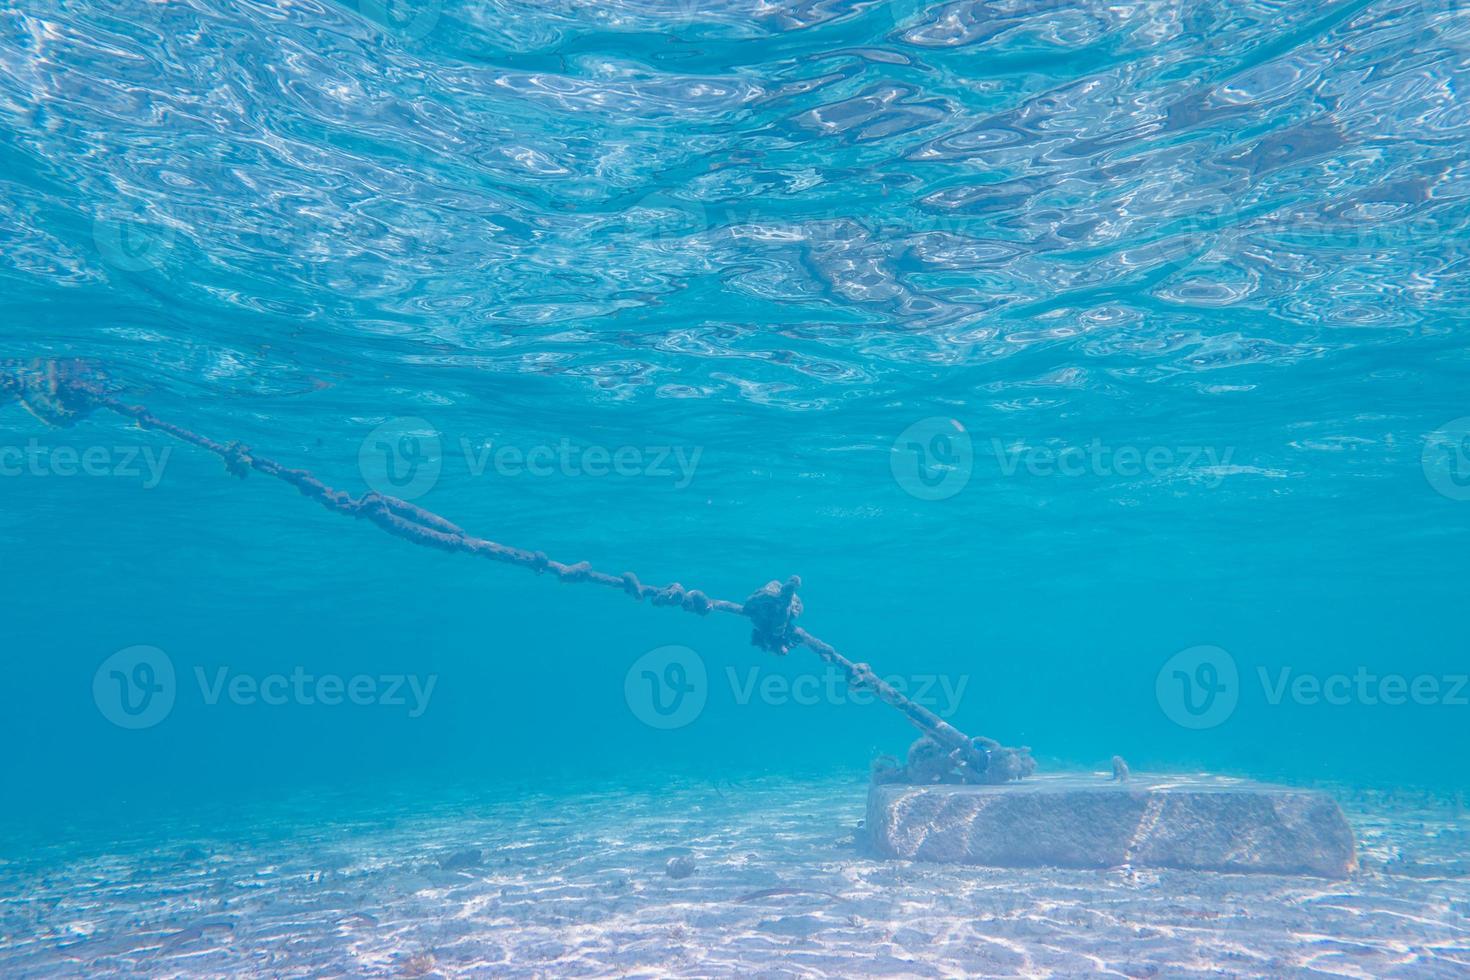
left=2, top=776, right=1467, bottom=977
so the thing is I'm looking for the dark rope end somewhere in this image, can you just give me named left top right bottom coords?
left=5, top=358, right=103, bottom=428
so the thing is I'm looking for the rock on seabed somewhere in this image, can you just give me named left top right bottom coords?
left=868, top=773, right=1358, bottom=878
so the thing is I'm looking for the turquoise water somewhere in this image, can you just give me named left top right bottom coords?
left=3, top=0, right=1470, bottom=973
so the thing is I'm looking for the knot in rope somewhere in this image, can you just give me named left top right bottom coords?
left=650, top=583, right=685, bottom=607
left=358, top=492, right=392, bottom=520
left=743, top=576, right=803, bottom=655
left=221, top=442, right=253, bottom=479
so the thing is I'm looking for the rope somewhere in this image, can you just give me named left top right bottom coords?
left=3, top=358, right=1033, bottom=784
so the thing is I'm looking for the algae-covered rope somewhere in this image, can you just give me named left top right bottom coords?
left=2, top=358, right=1032, bottom=783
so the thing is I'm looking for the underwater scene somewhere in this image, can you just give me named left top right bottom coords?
left=3, top=0, right=1470, bottom=976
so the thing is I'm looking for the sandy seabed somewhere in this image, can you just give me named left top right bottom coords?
left=2, top=775, right=1467, bottom=978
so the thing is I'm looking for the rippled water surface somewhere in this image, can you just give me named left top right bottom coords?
left=8, top=0, right=1470, bottom=398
